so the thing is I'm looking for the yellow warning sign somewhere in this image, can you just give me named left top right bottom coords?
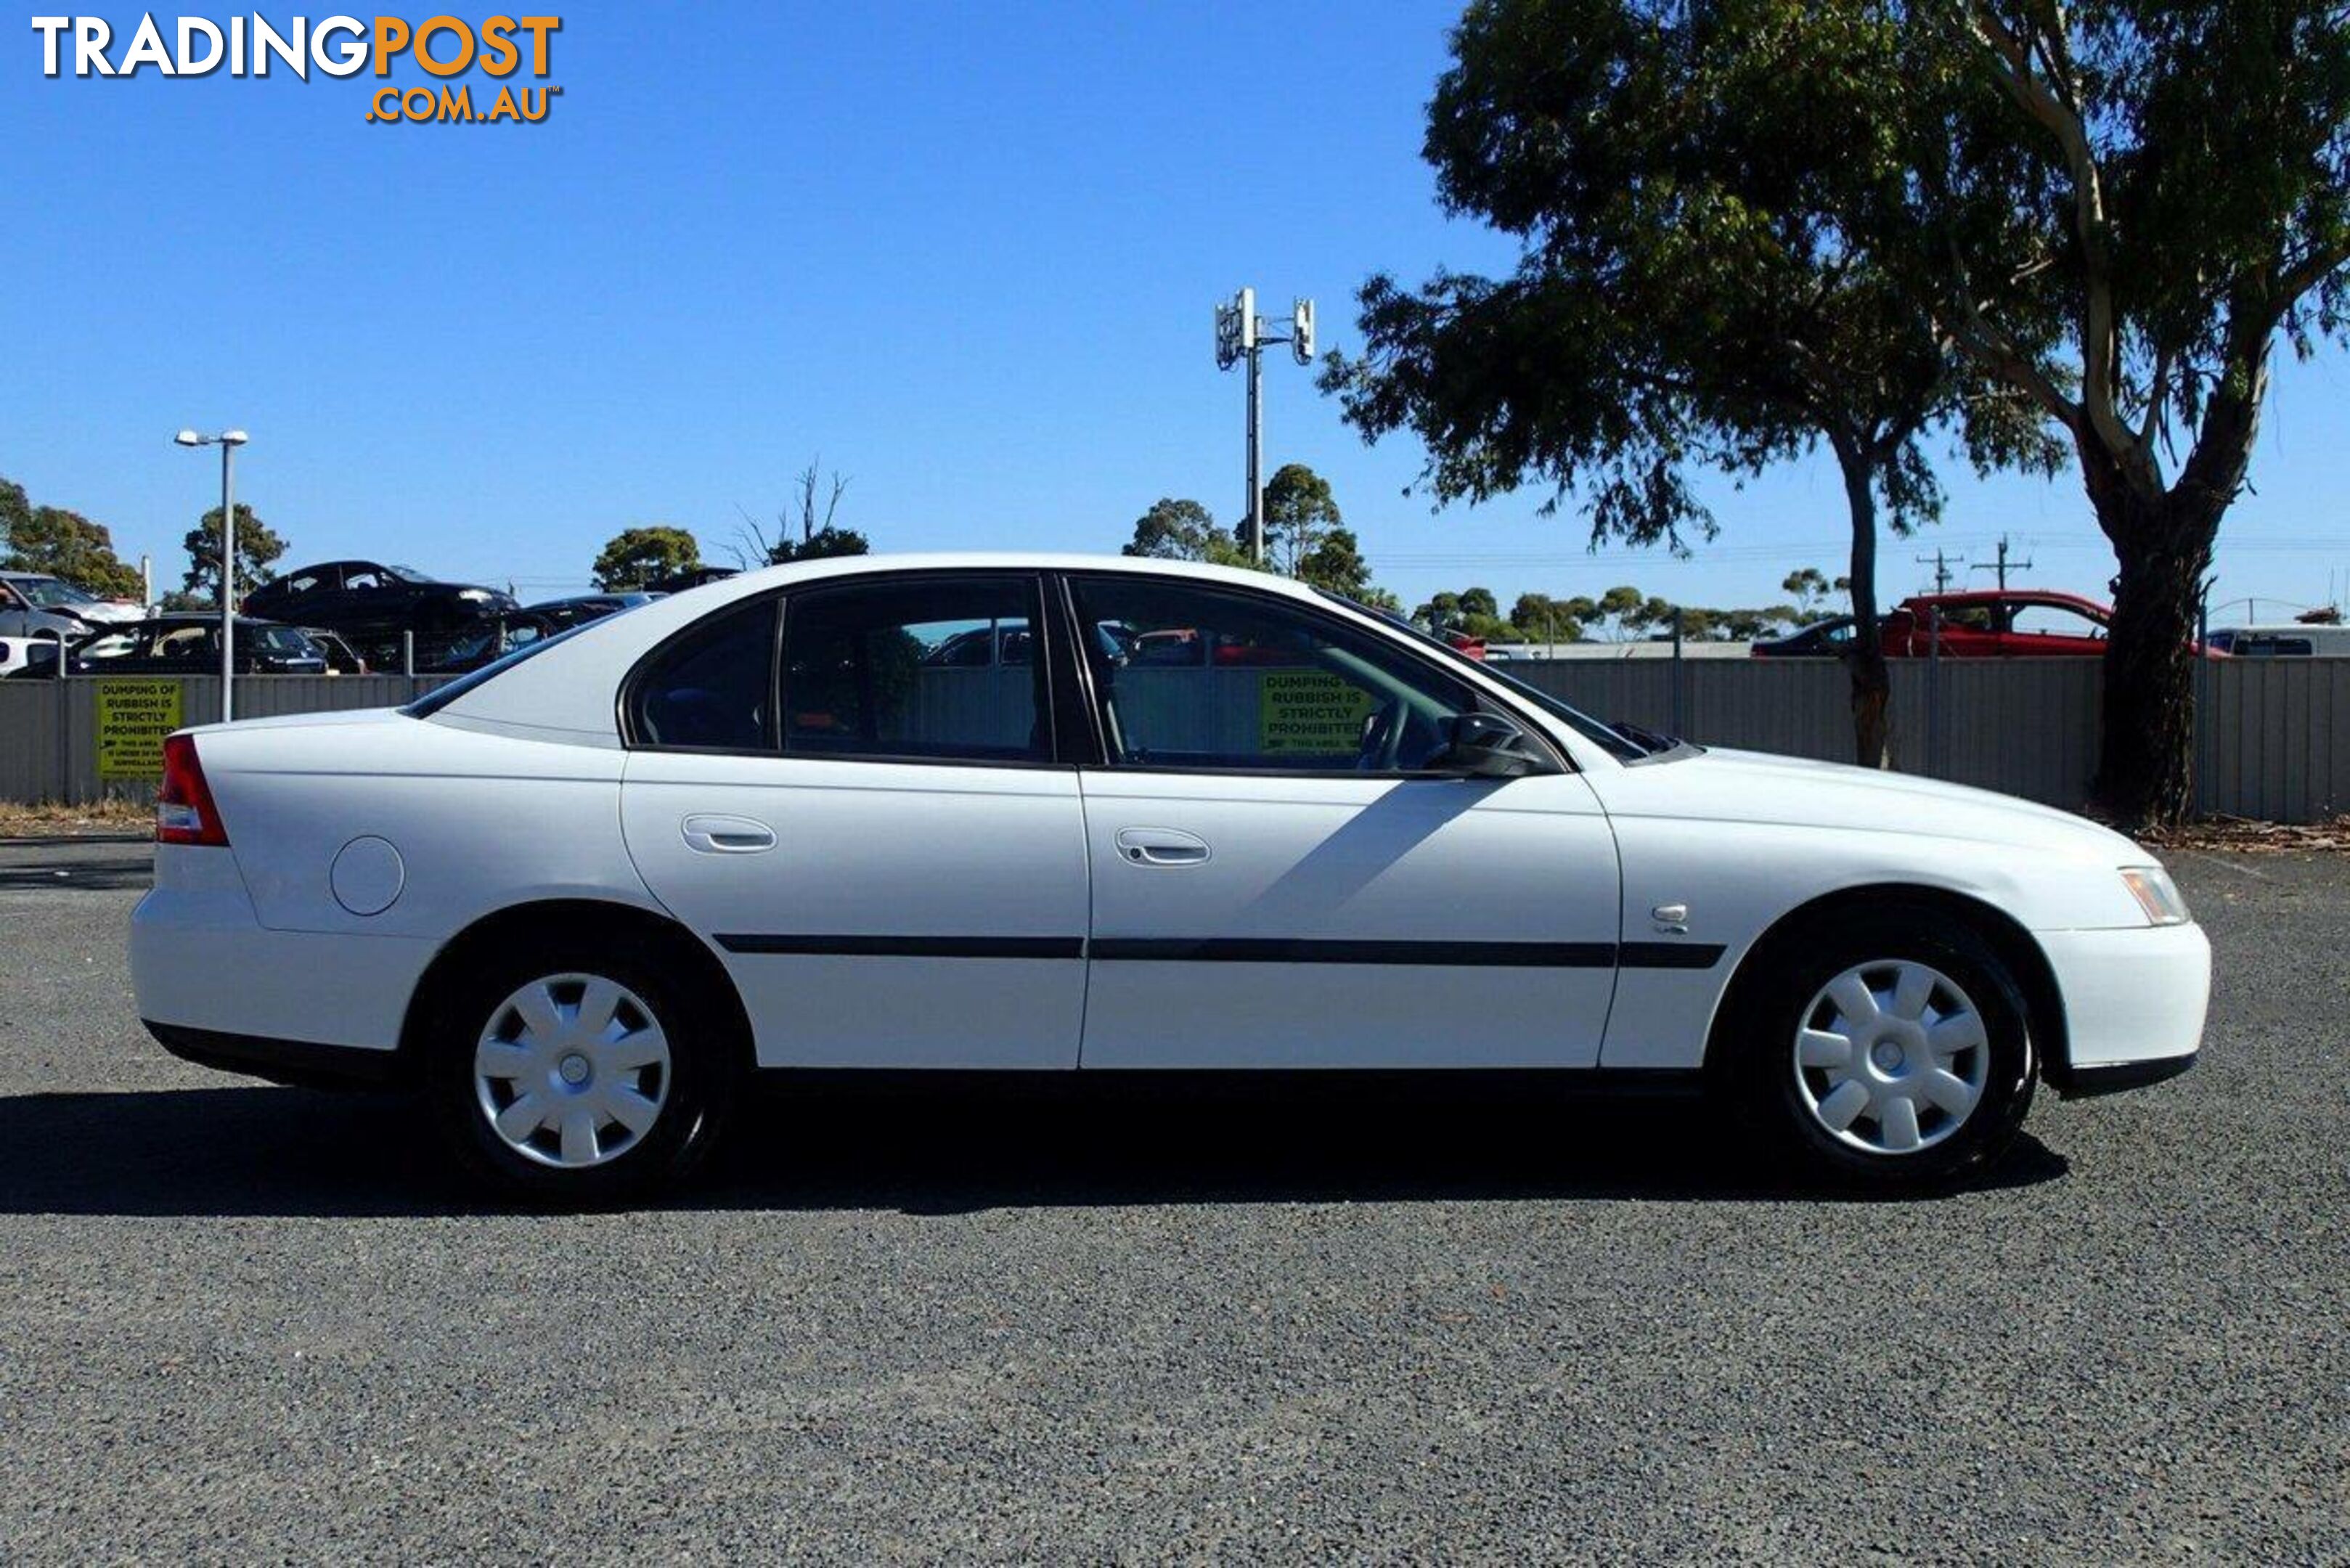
left=96, top=679, right=182, bottom=780
left=1258, top=669, right=1376, bottom=755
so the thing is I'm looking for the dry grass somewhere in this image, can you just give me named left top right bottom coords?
left=2136, top=814, right=2350, bottom=854
left=0, top=797, right=154, bottom=839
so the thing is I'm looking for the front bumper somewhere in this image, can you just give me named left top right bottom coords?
left=2036, top=920, right=2211, bottom=1093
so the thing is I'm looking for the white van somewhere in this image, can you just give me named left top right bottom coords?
left=2208, top=623, right=2350, bottom=658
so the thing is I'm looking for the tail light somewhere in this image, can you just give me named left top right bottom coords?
left=157, top=733, right=229, bottom=846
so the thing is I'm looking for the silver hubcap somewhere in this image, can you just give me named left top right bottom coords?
left=473, top=973, right=671, bottom=1169
left=1793, top=959, right=1989, bottom=1156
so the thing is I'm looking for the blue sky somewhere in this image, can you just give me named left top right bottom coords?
left=5, top=0, right=2347, bottom=623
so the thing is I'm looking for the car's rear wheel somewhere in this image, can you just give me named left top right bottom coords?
left=428, top=943, right=733, bottom=1203
left=1741, top=912, right=2036, bottom=1189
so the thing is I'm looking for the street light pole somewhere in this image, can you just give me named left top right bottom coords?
left=174, top=428, right=250, bottom=721
left=219, top=438, right=237, bottom=716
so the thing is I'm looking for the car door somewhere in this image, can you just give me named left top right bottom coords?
left=621, top=573, right=1090, bottom=1069
left=1060, top=573, right=1622, bottom=1070
left=336, top=564, right=401, bottom=626
left=251, top=565, right=321, bottom=623
left=144, top=624, right=216, bottom=673
left=1914, top=602, right=2001, bottom=656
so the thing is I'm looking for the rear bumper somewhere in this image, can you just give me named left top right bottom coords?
left=145, top=1021, right=412, bottom=1090
left=2037, top=920, right=2211, bottom=1093
left=130, top=855, right=433, bottom=1054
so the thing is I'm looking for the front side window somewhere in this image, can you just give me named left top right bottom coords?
left=780, top=576, right=1047, bottom=762
left=2007, top=602, right=2106, bottom=640
left=2238, top=634, right=2314, bottom=657
left=627, top=600, right=777, bottom=750
left=1070, top=576, right=1477, bottom=772
left=151, top=625, right=216, bottom=663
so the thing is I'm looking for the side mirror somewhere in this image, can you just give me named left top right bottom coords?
left=1437, top=711, right=1541, bottom=777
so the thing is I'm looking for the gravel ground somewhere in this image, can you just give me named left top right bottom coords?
left=0, top=841, right=2342, bottom=1562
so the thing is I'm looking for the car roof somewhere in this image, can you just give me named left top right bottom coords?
left=282, top=560, right=371, bottom=573
left=1904, top=588, right=2109, bottom=612
left=428, top=552, right=1473, bottom=745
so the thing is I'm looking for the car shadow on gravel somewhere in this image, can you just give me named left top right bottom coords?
left=0, top=1078, right=2068, bottom=1218
left=0, top=850, right=156, bottom=891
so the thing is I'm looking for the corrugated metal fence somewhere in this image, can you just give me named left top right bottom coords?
left=1506, top=656, right=2342, bottom=819
left=0, top=676, right=447, bottom=807
left=1, top=660, right=2344, bottom=822
left=1505, top=658, right=2112, bottom=808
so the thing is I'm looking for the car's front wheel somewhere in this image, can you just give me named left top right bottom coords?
left=1741, top=912, right=2037, bottom=1189
left=428, top=944, right=733, bottom=1203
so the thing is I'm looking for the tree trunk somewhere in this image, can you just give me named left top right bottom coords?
left=1833, top=437, right=1892, bottom=768
left=2077, top=363, right=2256, bottom=828
left=2087, top=468, right=2219, bottom=826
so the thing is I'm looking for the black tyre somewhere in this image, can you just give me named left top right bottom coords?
left=1738, top=910, right=2037, bottom=1190
left=425, top=938, right=737, bottom=1204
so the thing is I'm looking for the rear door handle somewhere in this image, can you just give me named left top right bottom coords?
left=1114, top=827, right=1210, bottom=866
left=682, top=814, right=777, bottom=854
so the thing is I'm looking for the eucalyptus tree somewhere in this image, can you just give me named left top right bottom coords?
left=1323, top=0, right=2055, bottom=764
left=592, top=526, right=700, bottom=592
left=1898, top=1, right=2350, bottom=822
left=181, top=504, right=287, bottom=600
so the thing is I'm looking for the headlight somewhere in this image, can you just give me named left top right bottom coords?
left=2121, top=866, right=2190, bottom=926
left=457, top=588, right=492, bottom=603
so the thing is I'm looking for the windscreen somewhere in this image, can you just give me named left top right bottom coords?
left=15, top=576, right=94, bottom=608
left=1315, top=591, right=1655, bottom=763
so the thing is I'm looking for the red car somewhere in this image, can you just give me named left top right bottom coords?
left=1440, top=632, right=1488, bottom=661
left=1750, top=590, right=2223, bottom=659
left=1882, top=590, right=2222, bottom=658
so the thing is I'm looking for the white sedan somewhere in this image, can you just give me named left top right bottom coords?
left=131, top=555, right=2208, bottom=1200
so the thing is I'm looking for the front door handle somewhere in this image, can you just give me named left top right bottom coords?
left=682, top=814, right=777, bottom=854
left=1114, top=827, right=1210, bottom=866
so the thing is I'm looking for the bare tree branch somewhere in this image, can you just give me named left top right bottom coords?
left=793, top=458, right=852, bottom=545
left=1937, top=232, right=2082, bottom=428
left=2274, top=241, right=2350, bottom=317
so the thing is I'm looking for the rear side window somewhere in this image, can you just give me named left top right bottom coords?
left=780, top=576, right=1048, bottom=763
left=628, top=600, right=778, bottom=751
